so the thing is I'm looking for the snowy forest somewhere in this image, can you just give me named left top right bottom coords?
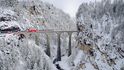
left=0, top=0, right=124, bottom=70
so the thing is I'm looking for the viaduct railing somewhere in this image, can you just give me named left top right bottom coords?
left=2, top=30, right=78, bottom=62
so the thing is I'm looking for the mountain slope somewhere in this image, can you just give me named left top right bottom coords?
left=0, top=0, right=76, bottom=70
left=76, top=0, right=124, bottom=70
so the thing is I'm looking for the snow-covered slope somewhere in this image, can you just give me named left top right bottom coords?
left=17, top=0, right=76, bottom=31
left=0, top=0, right=76, bottom=31
left=0, top=35, right=57, bottom=70
left=76, top=0, right=124, bottom=70
left=0, top=0, right=76, bottom=70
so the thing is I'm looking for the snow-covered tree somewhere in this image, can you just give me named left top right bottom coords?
left=76, top=0, right=124, bottom=70
left=0, top=0, right=18, bottom=7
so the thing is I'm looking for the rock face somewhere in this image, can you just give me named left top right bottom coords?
left=76, top=0, right=124, bottom=70
left=17, top=0, right=76, bottom=31
left=0, top=8, right=21, bottom=33
left=0, top=0, right=76, bottom=32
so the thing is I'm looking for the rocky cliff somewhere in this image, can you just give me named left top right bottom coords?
left=76, top=0, right=124, bottom=70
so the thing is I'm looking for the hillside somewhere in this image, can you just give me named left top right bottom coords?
left=76, top=0, right=124, bottom=70
left=0, top=0, right=76, bottom=70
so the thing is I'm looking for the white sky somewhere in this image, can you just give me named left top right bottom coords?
left=42, top=0, right=101, bottom=17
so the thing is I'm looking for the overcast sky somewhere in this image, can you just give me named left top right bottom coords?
left=42, top=0, right=101, bottom=17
